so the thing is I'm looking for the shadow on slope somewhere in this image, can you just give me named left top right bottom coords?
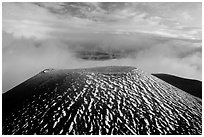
left=152, top=73, right=202, bottom=99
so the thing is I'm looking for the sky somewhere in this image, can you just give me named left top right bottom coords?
left=2, top=2, right=202, bottom=92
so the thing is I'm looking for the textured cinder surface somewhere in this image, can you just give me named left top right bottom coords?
left=2, top=66, right=202, bottom=135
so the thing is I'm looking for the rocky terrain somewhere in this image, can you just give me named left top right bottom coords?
left=2, top=66, right=202, bottom=135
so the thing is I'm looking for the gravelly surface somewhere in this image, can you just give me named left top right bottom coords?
left=2, top=66, right=202, bottom=135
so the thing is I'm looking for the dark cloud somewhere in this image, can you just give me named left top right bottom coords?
left=98, top=2, right=128, bottom=11
left=34, top=2, right=97, bottom=19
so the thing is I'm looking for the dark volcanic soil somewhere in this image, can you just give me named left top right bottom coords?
left=152, top=73, right=202, bottom=99
left=2, top=66, right=202, bottom=135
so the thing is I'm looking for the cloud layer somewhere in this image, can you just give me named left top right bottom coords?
left=2, top=2, right=202, bottom=92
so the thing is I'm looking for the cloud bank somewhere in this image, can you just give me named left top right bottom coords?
left=2, top=2, right=202, bottom=92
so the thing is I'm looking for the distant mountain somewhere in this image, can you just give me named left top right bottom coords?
left=152, top=74, right=202, bottom=99
left=2, top=66, right=202, bottom=135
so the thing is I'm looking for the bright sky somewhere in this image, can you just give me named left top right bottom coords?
left=2, top=2, right=202, bottom=92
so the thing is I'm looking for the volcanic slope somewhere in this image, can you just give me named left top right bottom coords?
left=152, top=73, right=202, bottom=99
left=2, top=66, right=202, bottom=135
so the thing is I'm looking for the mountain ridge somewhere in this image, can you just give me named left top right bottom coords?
left=152, top=73, right=202, bottom=99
